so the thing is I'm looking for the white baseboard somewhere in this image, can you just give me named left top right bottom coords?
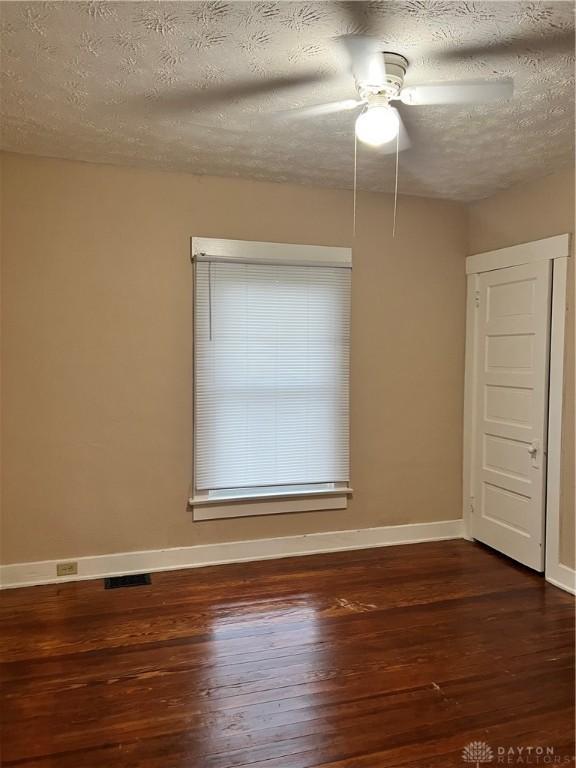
left=0, top=519, right=464, bottom=590
left=545, top=562, right=576, bottom=596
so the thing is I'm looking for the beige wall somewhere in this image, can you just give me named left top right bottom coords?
left=0, top=152, right=468, bottom=564
left=468, top=169, right=575, bottom=569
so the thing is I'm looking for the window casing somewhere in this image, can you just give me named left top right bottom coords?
left=191, top=238, right=352, bottom=519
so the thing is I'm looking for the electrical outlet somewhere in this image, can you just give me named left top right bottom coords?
left=56, top=561, right=78, bottom=577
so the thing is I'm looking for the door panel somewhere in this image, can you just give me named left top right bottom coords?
left=471, top=261, right=551, bottom=571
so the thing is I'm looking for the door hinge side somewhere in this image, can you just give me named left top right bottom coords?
left=469, top=497, right=475, bottom=515
left=474, top=290, right=480, bottom=309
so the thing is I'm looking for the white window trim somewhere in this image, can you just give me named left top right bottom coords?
left=191, top=482, right=353, bottom=505
left=192, top=493, right=351, bottom=521
left=192, top=237, right=352, bottom=267
left=191, top=236, right=352, bottom=521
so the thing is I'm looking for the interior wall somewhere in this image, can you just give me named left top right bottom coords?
left=467, top=169, right=575, bottom=570
left=0, top=151, right=468, bottom=564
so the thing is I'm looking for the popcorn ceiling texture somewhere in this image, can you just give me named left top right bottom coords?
left=1, top=1, right=574, bottom=201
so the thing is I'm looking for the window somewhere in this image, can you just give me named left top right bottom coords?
left=191, top=238, right=351, bottom=519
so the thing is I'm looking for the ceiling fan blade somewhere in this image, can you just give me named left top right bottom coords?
left=339, top=2, right=372, bottom=34
left=438, top=29, right=574, bottom=61
left=400, top=79, right=513, bottom=106
left=336, top=35, right=387, bottom=89
left=278, top=99, right=365, bottom=119
left=137, top=73, right=330, bottom=113
left=376, top=108, right=411, bottom=154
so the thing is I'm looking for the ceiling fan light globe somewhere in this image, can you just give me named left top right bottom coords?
left=355, top=106, right=400, bottom=147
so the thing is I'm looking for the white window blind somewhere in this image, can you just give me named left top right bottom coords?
left=193, top=242, right=351, bottom=497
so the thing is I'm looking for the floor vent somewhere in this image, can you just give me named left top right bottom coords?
left=104, top=574, right=151, bottom=589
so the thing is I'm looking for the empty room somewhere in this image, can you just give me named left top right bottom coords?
left=0, top=1, right=575, bottom=766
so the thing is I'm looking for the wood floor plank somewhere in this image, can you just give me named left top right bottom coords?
left=1, top=541, right=574, bottom=767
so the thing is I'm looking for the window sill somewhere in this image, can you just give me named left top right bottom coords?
left=190, top=488, right=352, bottom=521
left=190, top=487, right=353, bottom=506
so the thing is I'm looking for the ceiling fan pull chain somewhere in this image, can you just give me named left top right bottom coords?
left=392, top=130, right=399, bottom=238
left=353, top=131, right=358, bottom=240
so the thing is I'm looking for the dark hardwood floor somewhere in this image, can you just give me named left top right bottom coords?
left=1, top=540, right=574, bottom=767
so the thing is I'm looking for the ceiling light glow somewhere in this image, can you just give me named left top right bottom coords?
left=355, top=106, right=399, bottom=147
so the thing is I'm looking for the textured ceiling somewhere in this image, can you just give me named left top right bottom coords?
left=1, top=1, right=574, bottom=201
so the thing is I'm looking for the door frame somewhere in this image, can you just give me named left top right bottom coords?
left=463, top=234, right=573, bottom=590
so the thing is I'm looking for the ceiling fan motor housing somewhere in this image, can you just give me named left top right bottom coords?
left=359, top=52, right=408, bottom=100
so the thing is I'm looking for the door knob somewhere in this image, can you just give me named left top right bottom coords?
left=528, top=440, right=540, bottom=467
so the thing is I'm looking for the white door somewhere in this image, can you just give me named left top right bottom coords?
left=471, top=260, right=552, bottom=571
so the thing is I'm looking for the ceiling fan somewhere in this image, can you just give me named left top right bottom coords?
left=281, top=35, right=514, bottom=152
left=138, top=5, right=572, bottom=147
